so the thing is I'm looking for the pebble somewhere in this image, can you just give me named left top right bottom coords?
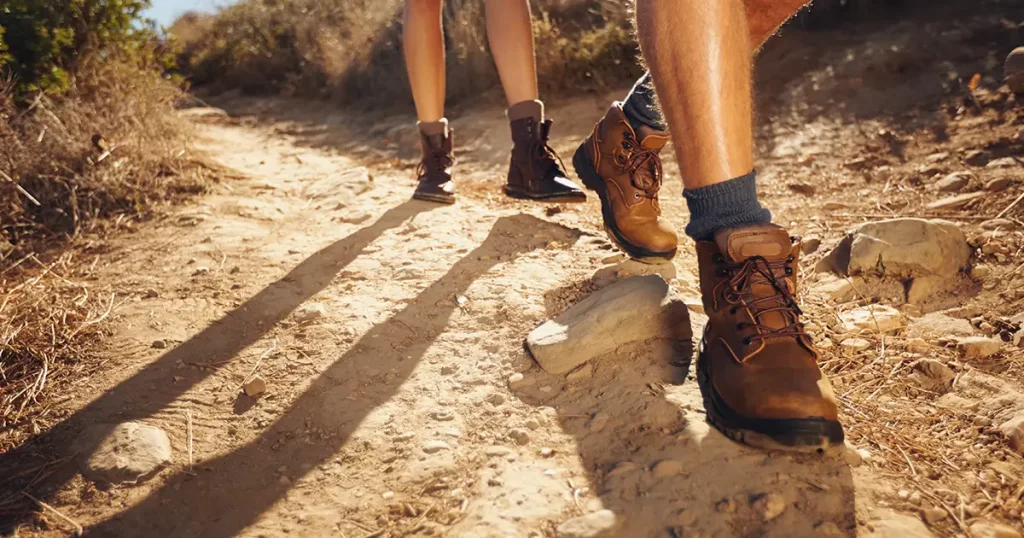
left=588, top=412, right=610, bottom=433
left=986, top=157, right=1019, bottom=168
left=556, top=510, right=621, bottom=538
left=934, top=172, right=972, bottom=192
left=898, top=489, right=911, bottom=500
left=905, top=338, right=932, bottom=354
left=540, top=447, right=555, bottom=458
left=524, top=418, right=541, bottom=430
left=922, top=506, right=947, bottom=524
left=509, top=429, right=531, bottom=446
left=753, top=493, right=787, bottom=521
left=969, top=520, right=1022, bottom=538
left=486, top=393, right=506, bottom=406
left=294, top=303, right=326, bottom=323
left=651, top=459, right=684, bottom=479
left=430, top=410, right=455, bottom=421
left=508, top=372, right=535, bottom=391
left=152, top=339, right=168, bottom=349
left=393, top=432, right=415, bottom=442
left=970, top=264, right=993, bottom=280
left=715, top=498, right=737, bottom=513
left=422, top=440, right=450, bottom=454
left=243, top=376, right=267, bottom=397
left=382, top=491, right=395, bottom=500
left=985, top=177, right=1016, bottom=192
left=484, top=446, right=513, bottom=458
left=841, top=338, right=872, bottom=352
left=566, top=363, right=594, bottom=383
left=957, top=336, right=1002, bottom=360
left=802, top=236, right=822, bottom=254
left=279, top=475, right=291, bottom=486
left=839, top=305, right=904, bottom=334
left=909, top=491, right=922, bottom=505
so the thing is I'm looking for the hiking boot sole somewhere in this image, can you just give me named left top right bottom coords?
left=412, top=191, right=457, bottom=205
left=696, top=347, right=845, bottom=453
left=503, top=185, right=587, bottom=203
left=572, top=142, right=677, bottom=262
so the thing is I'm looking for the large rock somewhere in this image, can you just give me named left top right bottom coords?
left=957, top=336, right=1002, bottom=360
left=907, top=313, right=975, bottom=338
left=933, top=172, right=973, bottom=192
left=556, top=510, right=621, bottom=538
left=526, top=275, right=690, bottom=375
left=822, top=218, right=970, bottom=278
left=75, top=422, right=172, bottom=485
left=1008, top=46, right=1024, bottom=94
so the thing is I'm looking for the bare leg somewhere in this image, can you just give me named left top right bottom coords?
left=403, top=0, right=446, bottom=123
left=484, top=0, right=540, bottom=106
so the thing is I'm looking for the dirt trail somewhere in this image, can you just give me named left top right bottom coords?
left=6, top=3, right=1024, bottom=537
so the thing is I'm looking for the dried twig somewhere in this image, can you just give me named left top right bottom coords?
left=22, top=492, right=83, bottom=536
left=996, top=192, right=1024, bottom=219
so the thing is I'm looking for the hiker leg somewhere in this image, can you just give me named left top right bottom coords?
left=403, top=0, right=447, bottom=123
left=483, top=0, right=540, bottom=106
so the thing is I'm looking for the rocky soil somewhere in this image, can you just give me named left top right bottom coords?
left=2, top=2, right=1024, bottom=537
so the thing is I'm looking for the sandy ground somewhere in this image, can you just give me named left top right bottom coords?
left=3, top=2, right=1024, bottom=537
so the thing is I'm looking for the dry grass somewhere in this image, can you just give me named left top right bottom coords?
left=0, top=59, right=217, bottom=450
left=170, top=0, right=643, bottom=106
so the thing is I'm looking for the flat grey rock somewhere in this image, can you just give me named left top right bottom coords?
left=76, top=422, right=172, bottom=485
left=526, top=275, right=690, bottom=375
left=822, top=218, right=970, bottom=278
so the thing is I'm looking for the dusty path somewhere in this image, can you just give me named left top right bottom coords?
left=5, top=4, right=1024, bottom=537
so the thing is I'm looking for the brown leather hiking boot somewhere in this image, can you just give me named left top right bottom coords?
left=572, top=103, right=678, bottom=261
left=413, top=130, right=456, bottom=204
left=695, top=224, right=844, bottom=451
left=505, top=117, right=586, bottom=203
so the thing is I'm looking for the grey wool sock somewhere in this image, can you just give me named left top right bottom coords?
left=683, top=170, right=773, bottom=241
left=507, top=99, right=544, bottom=122
left=621, top=72, right=668, bottom=133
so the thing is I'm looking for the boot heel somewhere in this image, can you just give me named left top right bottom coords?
left=572, top=142, right=605, bottom=195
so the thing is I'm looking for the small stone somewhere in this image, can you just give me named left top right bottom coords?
left=651, top=459, right=684, bottom=479
left=788, top=182, right=817, bottom=195
left=484, top=446, right=513, bottom=458
left=143, top=289, right=159, bottom=299
left=279, top=475, right=291, bottom=486
left=898, top=489, right=911, bottom=500
left=970, top=264, right=994, bottom=280
left=430, top=410, right=455, bottom=421
left=716, top=498, right=737, bottom=513
left=921, top=506, right=947, bottom=525
left=933, top=172, right=973, bottom=192
left=1007, top=46, right=1024, bottom=94
left=969, top=520, right=1022, bottom=538
left=753, top=493, right=786, bottom=521
left=151, top=339, right=168, bottom=349
left=905, top=338, right=932, bottom=354
left=588, top=412, right=610, bottom=433
left=909, top=359, right=955, bottom=391
left=508, top=372, right=534, bottom=391
left=524, top=418, right=541, bottom=430
left=191, top=266, right=210, bottom=277
left=964, top=150, right=989, bottom=166
left=243, top=376, right=267, bottom=397
left=75, top=422, right=172, bottom=485
left=841, top=338, right=872, bottom=352
left=802, top=236, right=822, bottom=254
left=909, top=491, right=922, bottom=505
left=509, top=429, right=530, bottom=446
left=957, top=336, right=1002, bottom=360
left=486, top=393, right=506, bottom=406
left=981, top=218, right=1015, bottom=230
left=985, top=177, right=1016, bottom=192
left=338, top=211, right=371, bottom=224
left=540, top=447, right=554, bottom=458
left=382, top=491, right=395, bottom=500
left=556, top=510, right=620, bottom=538
left=487, top=477, right=504, bottom=487
left=986, top=157, right=1019, bottom=169
left=926, top=192, right=986, bottom=210
left=422, top=440, right=450, bottom=454
left=839, top=305, right=904, bottom=334
left=294, top=303, right=326, bottom=323
left=392, top=432, right=415, bottom=442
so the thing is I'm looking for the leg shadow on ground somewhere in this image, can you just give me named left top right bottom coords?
left=68, top=213, right=577, bottom=536
left=517, top=305, right=856, bottom=537
left=1, top=200, right=429, bottom=529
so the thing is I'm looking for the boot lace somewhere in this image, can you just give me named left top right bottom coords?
left=713, top=255, right=806, bottom=345
left=417, top=145, right=454, bottom=183
left=614, top=131, right=662, bottom=199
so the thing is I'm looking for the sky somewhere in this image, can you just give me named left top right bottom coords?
left=144, top=0, right=229, bottom=27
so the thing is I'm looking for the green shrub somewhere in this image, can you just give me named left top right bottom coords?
left=0, top=0, right=171, bottom=97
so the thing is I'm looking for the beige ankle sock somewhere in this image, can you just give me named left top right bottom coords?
left=418, top=118, right=449, bottom=137
left=507, top=100, right=544, bottom=122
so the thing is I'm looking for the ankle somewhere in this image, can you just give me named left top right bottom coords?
left=418, top=118, right=449, bottom=138
left=507, top=100, right=544, bottom=122
left=683, top=171, right=773, bottom=241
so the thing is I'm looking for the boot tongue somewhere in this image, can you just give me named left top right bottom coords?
left=635, top=125, right=670, bottom=150
left=714, top=224, right=792, bottom=263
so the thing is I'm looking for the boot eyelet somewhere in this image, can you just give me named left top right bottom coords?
left=743, top=337, right=752, bottom=346
left=712, top=254, right=724, bottom=264
left=729, top=307, right=738, bottom=315
left=786, top=256, right=794, bottom=263
left=785, top=267, right=793, bottom=276
left=634, top=193, right=641, bottom=199
left=736, top=323, right=745, bottom=330
left=717, top=269, right=728, bottom=277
